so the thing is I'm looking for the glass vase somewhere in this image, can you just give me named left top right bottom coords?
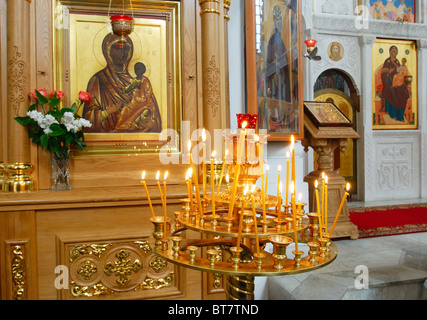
left=52, top=147, right=71, bottom=191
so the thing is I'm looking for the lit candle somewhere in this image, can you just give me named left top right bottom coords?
left=277, top=164, right=282, bottom=199
left=265, top=164, right=270, bottom=195
left=211, top=151, right=216, bottom=217
left=291, top=181, right=298, bottom=252
left=202, top=128, right=207, bottom=199
left=291, top=135, right=295, bottom=186
left=321, top=172, right=325, bottom=235
left=250, top=185, right=260, bottom=254
left=277, top=182, right=283, bottom=220
left=236, top=185, right=249, bottom=251
left=188, top=140, right=204, bottom=218
left=163, top=171, right=169, bottom=238
left=186, top=168, right=194, bottom=212
left=329, top=183, right=350, bottom=237
left=315, top=180, right=323, bottom=240
left=217, top=150, right=228, bottom=195
left=228, top=121, right=247, bottom=219
left=285, top=152, right=290, bottom=208
left=141, top=171, right=155, bottom=218
left=324, top=175, right=328, bottom=234
left=156, top=171, right=165, bottom=236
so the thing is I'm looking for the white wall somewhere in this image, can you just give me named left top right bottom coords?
left=229, top=1, right=427, bottom=203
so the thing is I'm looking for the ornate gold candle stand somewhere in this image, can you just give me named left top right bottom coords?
left=3, top=163, right=34, bottom=193
left=0, top=162, right=6, bottom=192
left=149, top=130, right=337, bottom=300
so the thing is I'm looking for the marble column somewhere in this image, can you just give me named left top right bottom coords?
left=417, top=39, right=427, bottom=198
left=358, top=35, right=376, bottom=202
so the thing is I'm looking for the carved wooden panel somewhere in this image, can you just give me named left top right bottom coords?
left=57, top=236, right=180, bottom=300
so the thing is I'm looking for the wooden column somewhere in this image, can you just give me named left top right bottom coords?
left=199, top=0, right=226, bottom=136
left=6, top=0, right=32, bottom=165
left=223, top=0, right=231, bottom=129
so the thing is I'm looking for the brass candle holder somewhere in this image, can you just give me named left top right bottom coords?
left=230, top=246, right=243, bottom=270
left=148, top=127, right=338, bottom=300
left=0, top=162, right=5, bottom=192
left=268, top=235, right=293, bottom=270
left=3, top=163, right=34, bottom=193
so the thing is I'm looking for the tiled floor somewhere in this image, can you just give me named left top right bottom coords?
left=255, top=232, right=427, bottom=300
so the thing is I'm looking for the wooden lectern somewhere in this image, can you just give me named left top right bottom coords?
left=302, top=102, right=359, bottom=239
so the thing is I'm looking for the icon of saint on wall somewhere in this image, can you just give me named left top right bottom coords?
left=82, top=33, right=162, bottom=133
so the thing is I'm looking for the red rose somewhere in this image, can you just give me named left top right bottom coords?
left=50, top=90, right=65, bottom=99
left=78, top=91, right=91, bottom=103
left=30, top=89, right=48, bottom=101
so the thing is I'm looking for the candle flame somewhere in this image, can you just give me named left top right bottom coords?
left=315, top=180, right=318, bottom=188
left=290, top=181, right=295, bottom=195
left=286, top=152, right=290, bottom=158
left=278, top=164, right=282, bottom=172
left=242, top=121, right=248, bottom=129
left=186, top=168, right=193, bottom=180
left=266, top=164, right=270, bottom=171
left=251, top=184, right=256, bottom=193
left=187, top=140, right=192, bottom=152
left=244, top=184, right=249, bottom=195
left=164, top=171, right=169, bottom=181
left=325, top=175, right=328, bottom=184
left=254, top=134, right=260, bottom=142
left=279, top=182, right=283, bottom=194
left=298, top=192, right=302, bottom=201
left=291, top=135, right=295, bottom=144
left=211, top=150, right=216, bottom=158
left=226, top=173, right=230, bottom=183
left=156, top=171, right=160, bottom=180
left=202, top=128, right=206, bottom=142
left=346, top=182, right=351, bottom=192
left=322, top=172, right=325, bottom=179
left=141, top=171, right=146, bottom=180
left=225, top=149, right=229, bottom=156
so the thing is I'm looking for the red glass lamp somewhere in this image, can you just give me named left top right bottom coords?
left=304, top=39, right=317, bottom=54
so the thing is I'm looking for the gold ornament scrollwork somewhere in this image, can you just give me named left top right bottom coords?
left=77, top=261, right=98, bottom=280
left=104, top=250, right=142, bottom=286
left=8, top=46, right=28, bottom=116
left=11, top=245, right=25, bottom=300
left=205, top=55, right=221, bottom=117
left=70, top=243, right=112, bottom=262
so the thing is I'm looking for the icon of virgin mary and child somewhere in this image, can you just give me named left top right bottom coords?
left=83, top=33, right=162, bottom=133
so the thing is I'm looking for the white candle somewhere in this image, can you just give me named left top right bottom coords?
left=211, top=151, right=216, bottom=217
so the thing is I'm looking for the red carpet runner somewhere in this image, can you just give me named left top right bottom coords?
left=349, top=203, right=427, bottom=238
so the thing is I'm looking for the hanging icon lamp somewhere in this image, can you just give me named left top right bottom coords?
left=108, top=0, right=135, bottom=45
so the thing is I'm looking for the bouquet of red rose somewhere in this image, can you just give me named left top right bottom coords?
left=15, top=89, right=92, bottom=157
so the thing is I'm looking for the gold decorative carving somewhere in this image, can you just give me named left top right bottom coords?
left=200, top=8, right=221, bottom=16
left=205, top=55, right=221, bottom=117
left=62, top=238, right=176, bottom=299
left=134, top=240, right=151, bottom=254
left=213, top=273, right=222, bottom=289
left=135, top=272, right=174, bottom=290
left=71, top=281, right=112, bottom=297
left=11, top=245, right=25, bottom=300
left=77, top=261, right=98, bottom=280
left=69, top=243, right=112, bottom=262
left=104, top=250, right=142, bottom=286
left=149, top=256, right=168, bottom=273
left=8, top=46, right=28, bottom=116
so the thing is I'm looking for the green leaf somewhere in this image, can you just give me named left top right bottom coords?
left=28, top=103, right=37, bottom=111
left=49, top=96, right=61, bottom=109
left=60, top=108, right=74, bottom=116
left=14, top=116, right=33, bottom=126
left=35, top=90, right=48, bottom=105
left=40, top=134, right=49, bottom=149
left=49, top=123, right=66, bottom=137
left=49, top=139, right=60, bottom=153
left=71, top=103, right=78, bottom=114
